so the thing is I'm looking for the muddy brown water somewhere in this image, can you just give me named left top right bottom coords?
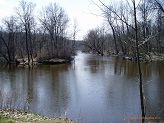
left=0, top=51, right=164, bottom=123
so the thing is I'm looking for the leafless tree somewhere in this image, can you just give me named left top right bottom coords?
left=156, top=9, right=164, bottom=53
left=15, top=0, right=36, bottom=65
left=138, top=0, right=154, bottom=52
left=0, top=16, right=17, bottom=64
left=146, top=0, right=164, bottom=53
left=153, top=0, right=164, bottom=13
left=132, top=1, right=145, bottom=122
left=0, top=1, right=77, bottom=65
left=72, top=19, right=79, bottom=54
left=95, top=0, right=146, bottom=122
left=92, top=1, right=119, bottom=54
left=39, top=3, right=69, bottom=58
left=84, top=27, right=106, bottom=55
left=105, top=8, right=119, bottom=54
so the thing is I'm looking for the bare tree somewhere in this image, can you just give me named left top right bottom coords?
left=105, top=8, right=119, bottom=54
left=96, top=0, right=146, bottom=122
left=92, top=1, right=119, bottom=54
left=156, top=9, right=164, bottom=53
left=39, top=3, right=69, bottom=58
left=72, top=19, right=79, bottom=54
left=138, top=0, right=154, bottom=52
left=132, top=0, right=145, bottom=122
left=154, top=0, right=164, bottom=13
left=84, top=27, right=106, bottom=55
left=0, top=1, right=76, bottom=65
left=0, top=16, right=17, bottom=64
left=115, top=5, right=128, bottom=55
left=15, top=0, right=36, bottom=65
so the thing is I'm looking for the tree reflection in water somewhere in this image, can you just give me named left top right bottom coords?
left=0, top=53, right=163, bottom=122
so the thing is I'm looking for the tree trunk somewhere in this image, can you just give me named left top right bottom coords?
left=133, top=1, right=145, bottom=122
left=25, top=26, right=30, bottom=65
left=110, top=23, right=119, bottom=54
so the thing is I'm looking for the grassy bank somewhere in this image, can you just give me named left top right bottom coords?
left=0, top=109, right=75, bottom=123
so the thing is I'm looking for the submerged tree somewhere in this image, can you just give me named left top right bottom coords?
left=84, top=27, right=106, bottom=55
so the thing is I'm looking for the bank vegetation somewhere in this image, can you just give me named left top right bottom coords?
left=82, top=1, right=164, bottom=123
left=0, top=0, right=77, bottom=66
left=83, top=0, right=164, bottom=62
left=0, top=109, right=75, bottom=123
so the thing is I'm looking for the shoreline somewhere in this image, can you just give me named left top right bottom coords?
left=0, top=108, right=75, bottom=123
left=83, top=51, right=164, bottom=62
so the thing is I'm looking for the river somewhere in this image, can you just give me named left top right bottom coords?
left=0, top=52, right=164, bottom=123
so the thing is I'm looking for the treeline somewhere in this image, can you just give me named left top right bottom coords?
left=83, top=0, right=164, bottom=57
left=0, top=0, right=76, bottom=65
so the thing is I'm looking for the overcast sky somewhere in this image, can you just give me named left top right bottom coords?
left=0, top=0, right=110, bottom=40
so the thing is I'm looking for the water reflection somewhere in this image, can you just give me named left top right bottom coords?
left=29, top=64, right=72, bottom=116
left=112, top=57, right=164, bottom=78
left=0, top=52, right=163, bottom=122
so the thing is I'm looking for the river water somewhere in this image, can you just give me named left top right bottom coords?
left=0, top=52, right=164, bottom=123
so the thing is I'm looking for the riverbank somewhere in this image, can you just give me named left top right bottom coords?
left=86, top=51, right=164, bottom=62
left=122, top=53, right=164, bottom=62
left=15, top=57, right=74, bottom=65
left=0, top=109, right=75, bottom=123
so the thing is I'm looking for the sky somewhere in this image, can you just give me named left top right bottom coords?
left=0, top=0, right=108, bottom=40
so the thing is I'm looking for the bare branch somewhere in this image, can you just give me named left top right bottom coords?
left=154, top=0, right=164, bottom=13
left=98, top=0, right=135, bottom=30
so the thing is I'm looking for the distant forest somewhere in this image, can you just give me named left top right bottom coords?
left=0, top=0, right=164, bottom=65
left=0, top=0, right=77, bottom=65
left=83, top=0, right=164, bottom=57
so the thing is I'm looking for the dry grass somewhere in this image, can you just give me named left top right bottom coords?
left=0, top=109, right=75, bottom=123
left=0, top=90, right=75, bottom=123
